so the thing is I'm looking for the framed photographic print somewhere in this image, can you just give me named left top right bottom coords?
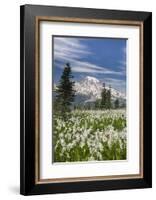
left=20, top=5, right=152, bottom=195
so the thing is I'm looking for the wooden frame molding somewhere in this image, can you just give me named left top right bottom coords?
left=35, top=16, right=144, bottom=184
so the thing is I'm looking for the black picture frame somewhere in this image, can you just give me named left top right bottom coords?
left=20, top=4, right=152, bottom=195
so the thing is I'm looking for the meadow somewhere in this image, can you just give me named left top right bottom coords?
left=53, top=109, right=127, bottom=163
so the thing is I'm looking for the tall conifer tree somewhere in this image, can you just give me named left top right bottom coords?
left=55, top=63, right=75, bottom=118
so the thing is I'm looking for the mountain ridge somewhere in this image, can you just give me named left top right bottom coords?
left=74, top=76, right=126, bottom=103
left=54, top=76, right=126, bottom=106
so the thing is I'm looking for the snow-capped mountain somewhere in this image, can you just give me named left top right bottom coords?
left=74, top=76, right=125, bottom=102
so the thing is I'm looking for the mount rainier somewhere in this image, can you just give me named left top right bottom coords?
left=74, top=76, right=126, bottom=103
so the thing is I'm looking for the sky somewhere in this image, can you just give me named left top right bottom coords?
left=53, top=36, right=127, bottom=94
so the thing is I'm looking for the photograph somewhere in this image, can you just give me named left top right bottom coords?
left=20, top=5, right=152, bottom=195
left=53, top=36, right=127, bottom=163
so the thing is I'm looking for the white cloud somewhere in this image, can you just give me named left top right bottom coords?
left=70, top=61, right=123, bottom=75
left=54, top=37, right=91, bottom=60
left=115, top=46, right=127, bottom=76
left=54, top=37, right=123, bottom=75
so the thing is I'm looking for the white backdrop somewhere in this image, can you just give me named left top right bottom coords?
left=0, top=0, right=155, bottom=199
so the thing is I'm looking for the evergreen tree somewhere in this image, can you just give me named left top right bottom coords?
left=95, top=99, right=101, bottom=109
left=101, top=83, right=107, bottom=109
left=55, top=63, right=75, bottom=118
left=101, top=83, right=112, bottom=109
left=114, top=99, right=119, bottom=109
left=106, top=85, right=111, bottom=109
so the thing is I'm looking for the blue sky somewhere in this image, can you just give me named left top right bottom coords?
left=53, top=36, right=127, bottom=94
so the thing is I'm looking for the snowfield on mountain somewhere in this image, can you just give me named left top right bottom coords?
left=74, top=76, right=126, bottom=102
